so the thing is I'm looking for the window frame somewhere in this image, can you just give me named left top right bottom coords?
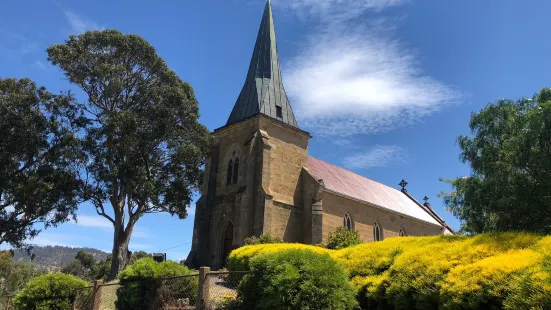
left=226, top=159, right=233, bottom=185
left=399, top=228, right=406, bottom=237
left=373, top=221, right=382, bottom=241
left=232, top=158, right=239, bottom=184
left=343, top=213, right=353, bottom=230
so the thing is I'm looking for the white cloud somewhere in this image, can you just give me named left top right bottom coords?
left=29, top=233, right=76, bottom=247
left=72, top=215, right=149, bottom=239
left=72, top=215, right=112, bottom=230
left=31, top=60, right=47, bottom=70
left=129, top=243, right=151, bottom=250
left=132, top=227, right=150, bottom=238
left=277, top=0, right=406, bottom=22
left=63, top=9, right=102, bottom=34
left=277, top=0, right=460, bottom=136
left=53, top=1, right=102, bottom=34
left=342, top=145, right=406, bottom=169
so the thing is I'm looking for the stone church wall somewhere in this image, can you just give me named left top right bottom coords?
left=321, top=191, right=442, bottom=243
left=264, top=200, right=302, bottom=242
left=259, top=116, right=309, bottom=207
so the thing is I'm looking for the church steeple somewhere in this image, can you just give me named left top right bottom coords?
left=226, top=0, right=298, bottom=128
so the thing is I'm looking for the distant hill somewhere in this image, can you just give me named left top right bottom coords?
left=12, top=245, right=109, bottom=268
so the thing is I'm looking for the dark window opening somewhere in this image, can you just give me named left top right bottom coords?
left=343, top=213, right=353, bottom=230
left=226, top=160, right=233, bottom=185
left=374, top=222, right=382, bottom=241
left=233, top=158, right=239, bottom=184
left=276, top=106, right=282, bottom=118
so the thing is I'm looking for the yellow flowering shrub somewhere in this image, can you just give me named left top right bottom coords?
left=441, top=249, right=541, bottom=309
left=227, top=243, right=331, bottom=271
left=228, top=232, right=551, bottom=309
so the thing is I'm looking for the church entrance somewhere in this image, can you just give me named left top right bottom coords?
left=222, top=222, right=233, bottom=267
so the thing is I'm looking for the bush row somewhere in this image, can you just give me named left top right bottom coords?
left=228, top=232, right=551, bottom=310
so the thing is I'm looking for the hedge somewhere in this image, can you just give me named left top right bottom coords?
left=116, top=257, right=197, bottom=310
left=237, top=249, right=357, bottom=310
left=13, top=273, right=89, bottom=310
left=227, top=232, right=551, bottom=310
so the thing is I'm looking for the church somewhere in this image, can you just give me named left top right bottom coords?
left=186, top=0, right=453, bottom=269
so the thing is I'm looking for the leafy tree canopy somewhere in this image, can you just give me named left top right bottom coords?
left=0, top=250, right=43, bottom=296
left=0, top=78, right=84, bottom=248
left=47, top=29, right=211, bottom=279
left=440, top=88, right=551, bottom=234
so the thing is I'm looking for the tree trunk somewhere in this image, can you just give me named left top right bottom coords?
left=108, top=224, right=133, bottom=280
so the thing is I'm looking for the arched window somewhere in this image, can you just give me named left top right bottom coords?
left=226, top=159, right=233, bottom=185
left=232, top=158, right=239, bottom=184
left=343, top=213, right=353, bottom=230
left=399, top=228, right=406, bottom=237
left=373, top=222, right=382, bottom=241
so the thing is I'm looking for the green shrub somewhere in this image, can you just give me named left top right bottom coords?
left=13, top=273, right=88, bottom=310
left=116, top=257, right=197, bottom=310
left=232, top=233, right=551, bottom=310
left=326, top=227, right=362, bottom=250
left=243, top=234, right=283, bottom=245
left=238, top=249, right=357, bottom=310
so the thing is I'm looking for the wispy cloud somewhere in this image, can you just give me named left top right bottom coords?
left=277, top=0, right=460, bottom=136
left=72, top=215, right=112, bottom=230
left=0, top=31, right=37, bottom=60
left=53, top=1, right=102, bottom=34
left=129, top=243, right=152, bottom=250
left=132, top=227, right=150, bottom=239
left=29, top=233, right=76, bottom=247
left=31, top=60, right=48, bottom=70
left=63, top=9, right=101, bottom=33
left=72, top=214, right=150, bottom=240
left=342, top=145, right=407, bottom=169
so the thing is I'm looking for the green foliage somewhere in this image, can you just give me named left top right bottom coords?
left=0, top=78, right=84, bottom=248
left=0, top=251, right=43, bottom=295
left=238, top=249, right=357, bottom=310
left=61, top=260, right=89, bottom=280
left=62, top=250, right=109, bottom=281
left=46, top=29, right=212, bottom=279
left=74, top=250, right=95, bottom=269
left=129, top=251, right=151, bottom=265
left=440, top=88, right=551, bottom=234
left=326, top=226, right=362, bottom=250
left=243, top=234, right=283, bottom=245
left=116, top=257, right=198, bottom=310
left=13, top=273, right=88, bottom=310
left=232, top=233, right=551, bottom=310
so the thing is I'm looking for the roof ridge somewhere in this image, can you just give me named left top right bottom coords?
left=307, top=155, right=403, bottom=193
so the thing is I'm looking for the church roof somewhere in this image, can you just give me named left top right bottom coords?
left=306, top=156, right=444, bottom=227
left=226, top=0, right=298, bottom=128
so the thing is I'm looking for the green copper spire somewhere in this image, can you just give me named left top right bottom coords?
left=226, top=0, right=298, bottom=128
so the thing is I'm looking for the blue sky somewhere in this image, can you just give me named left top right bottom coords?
left=2, top=0, right=550, bottom=261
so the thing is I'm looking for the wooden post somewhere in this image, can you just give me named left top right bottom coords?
left=91, top=280, right=100, bottom=310
left=197, top=266, right=211, bottom=309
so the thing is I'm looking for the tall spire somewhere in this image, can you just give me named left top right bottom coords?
left=226, top=0, right=298, bottom=128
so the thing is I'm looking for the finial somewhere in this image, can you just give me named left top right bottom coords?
left=423, top=196, right=429, bottom=204
left=399, top=179, right=408, bottom=191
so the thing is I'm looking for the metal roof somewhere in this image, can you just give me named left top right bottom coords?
left=226, top=0, right=298, bottom=128
left=306, top=156, right=442, bottom=226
